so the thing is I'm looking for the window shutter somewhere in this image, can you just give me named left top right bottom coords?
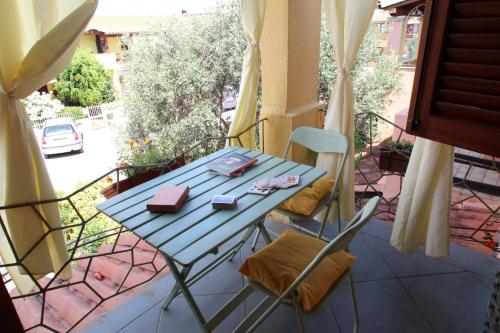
left=407, top=0, right=500, bottom=157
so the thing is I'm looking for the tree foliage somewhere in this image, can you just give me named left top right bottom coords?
left=121, top=4, right=400, bottom=161
left=58, top=180, right=120, bottom=256
left=54, top=49, right=115, bottom=107
left=23, top=91, right=63, bottom=120
left=120, top=2, right=245, bottom=159
left=319, top=17, right=401, bottom=116
left=319, top=16, right=401, bottom=153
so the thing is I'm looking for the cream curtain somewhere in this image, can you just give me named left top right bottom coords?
left=0, top=0, right=97, bottom=294
left=227, top=0, right=267, bottom=149
left=316, top=0, right=377, bottom=220
left=391, top=138, right=454, bottom=258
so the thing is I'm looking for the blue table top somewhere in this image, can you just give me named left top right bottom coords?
left=97, top=146, right=325, bottom=265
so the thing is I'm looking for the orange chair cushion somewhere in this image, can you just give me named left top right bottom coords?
left=279, top=177, right=335, bottom=216
left=239, top=229, right=356, bottom=311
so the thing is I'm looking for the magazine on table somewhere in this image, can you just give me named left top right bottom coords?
left=206, top=152, right=257, bottom=177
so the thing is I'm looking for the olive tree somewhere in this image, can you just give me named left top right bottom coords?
left=121, top=3, right=400, bottom=161
left=319, top=18, right=401, bottom=115
left=120, top=2, right=246, bottom=159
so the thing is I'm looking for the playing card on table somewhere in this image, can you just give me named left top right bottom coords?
left=247, top=185, right=271, bottom=195
left=272, top=175, right=300, bottom=188
left=255, top=175, right=300, bottom=189
left=255, top=178, right=274, bottom=189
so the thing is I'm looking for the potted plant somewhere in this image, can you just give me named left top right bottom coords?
left=101, top=139, right=187, bottom=199
left=378, top=139, right=413, bottom=174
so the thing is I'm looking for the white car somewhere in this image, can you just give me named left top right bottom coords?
left=41, top=118, right=84, bottom=158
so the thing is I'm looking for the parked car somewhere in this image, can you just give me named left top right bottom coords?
left=222, top=88, right=238, bottom=111
left=41, top=118, right=83, bottom=158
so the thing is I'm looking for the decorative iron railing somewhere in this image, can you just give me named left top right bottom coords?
left=2, top=112, right=498, bottom=332
left=353, top=111, right=499, bottom=254
left=0, top=118, right=266, bottom=332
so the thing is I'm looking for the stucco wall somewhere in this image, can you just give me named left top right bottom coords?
left=260, top=0, right=322, bottom=163
left=79, top=34, right=98, bottom=53
left=107, top=36, right=122, bottom=55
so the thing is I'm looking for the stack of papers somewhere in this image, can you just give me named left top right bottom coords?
left=248, top=175, right=300, bottom=195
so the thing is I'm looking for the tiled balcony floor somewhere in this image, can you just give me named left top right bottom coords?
left=80, top=218, right=499, bottom=333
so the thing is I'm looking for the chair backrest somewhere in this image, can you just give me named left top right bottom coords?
left=284, top=127, right=349, bottom=204
left=278, top=197, right=381, bottom=298
left=322, top=196, right=381, bottom=256
left=284, top=126, right=348, bottom=156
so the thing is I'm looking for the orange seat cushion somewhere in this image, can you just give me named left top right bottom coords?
left=239, top=229, right=356, bottom=311
left=279, top=177, right=335, bottom=216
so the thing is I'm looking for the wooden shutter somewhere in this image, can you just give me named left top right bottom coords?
left=407, top=0, right=500, bottom=157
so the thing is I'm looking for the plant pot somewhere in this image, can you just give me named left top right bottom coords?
left=378, top=148, right=411, bottom=174
left=101, top=156, right=187, bottom=199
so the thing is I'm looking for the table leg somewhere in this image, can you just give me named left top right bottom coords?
left=227, top=219, right=261, bottom=262
left=162, top=263, right=192, bottom=310
left=257, top=219, right=273, bottom=244
left=164, top=256, right=207, bottom=331
left=250, top=229, right=260, bottom=251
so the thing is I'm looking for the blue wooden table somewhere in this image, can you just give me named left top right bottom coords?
left=97, top=146, right=325, bottom=332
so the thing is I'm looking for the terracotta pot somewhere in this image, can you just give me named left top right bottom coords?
left=378, top=148, right=411, bottom=174
left=101, top=156, right=187, bottom=199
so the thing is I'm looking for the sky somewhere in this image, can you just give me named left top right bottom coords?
left=94, top=0, right=221, bottom=16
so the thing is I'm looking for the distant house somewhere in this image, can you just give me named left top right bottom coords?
left=376, top=0, right=425, bottom=66
left=80, top=16, right=167, bottom=58
left=78, top=16, right=181, bottom=95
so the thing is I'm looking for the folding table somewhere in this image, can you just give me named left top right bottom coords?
left=97, top=146, right=325, bottom=332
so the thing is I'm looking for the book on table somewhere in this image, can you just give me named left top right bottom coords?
left=147, top=186, right=189, bottom=213
left=205, top=152, right=257, bottom=177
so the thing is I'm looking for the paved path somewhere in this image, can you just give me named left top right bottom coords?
left=36, top=120, right=119, bottom=194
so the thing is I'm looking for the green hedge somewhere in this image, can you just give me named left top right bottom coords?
left=58, top=106, right=86, bottom=120
left=54, top=49, right=115, bottom=107
left=58, top=180, right=120, bottom=256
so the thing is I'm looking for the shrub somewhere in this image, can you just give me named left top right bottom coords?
left=384, top=139, right=414, bottom=151
left=54, top=49, right=115, bottom=107
left=58, top=106, right=86, bottom=120
left=58, top=180, right=120, bottom=256
left=118, top=103, right=223, bottom=169
left=23, top=91, right=63, bottom=122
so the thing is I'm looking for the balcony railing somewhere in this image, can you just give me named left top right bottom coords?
left=0, top=119, right=267, bottom=332
left=353, top=111, right=499, bottom=254
left=2, top=112, right=498, bottom=332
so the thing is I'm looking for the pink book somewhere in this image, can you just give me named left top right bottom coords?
left=147, top=186, right=189, bottom=213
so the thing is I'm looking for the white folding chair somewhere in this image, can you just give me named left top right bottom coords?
left=234, top=196, right=380, bottom=333
left=252, top=126, right=348, bottom=246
